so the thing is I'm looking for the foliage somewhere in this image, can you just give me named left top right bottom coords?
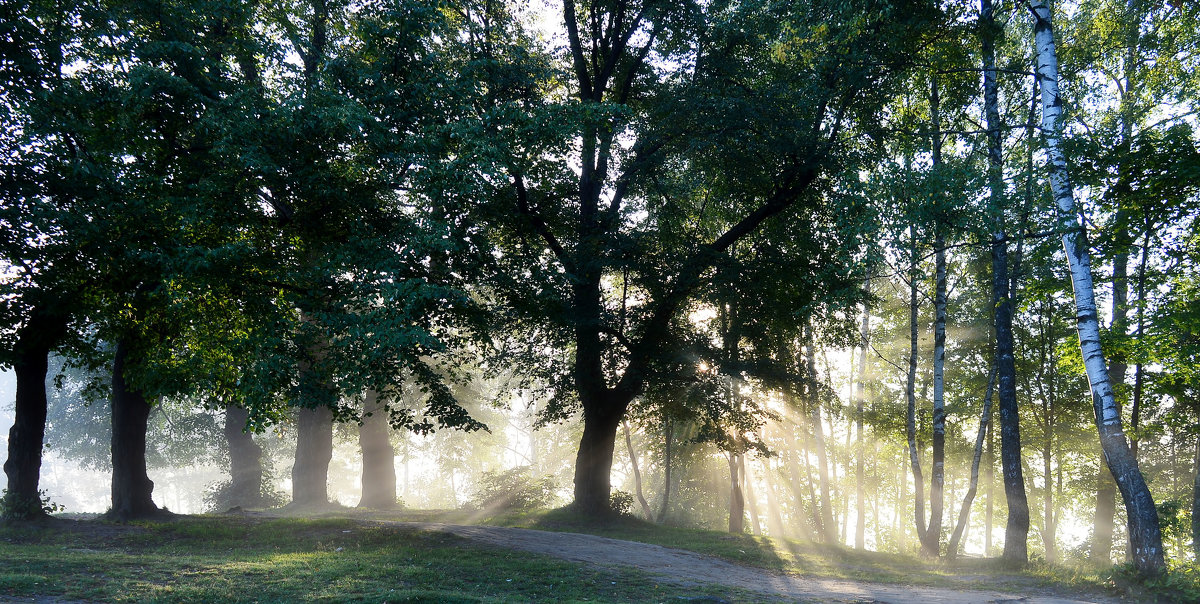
left=0, top=490, right=63, bottom=521
left=202, top=476, right=289, bottom=514
left=1105, top=560, right=1200, bottom=603
left=609, top=490, right=635, bottom=517
left=469, top=466, right=558, bottom=513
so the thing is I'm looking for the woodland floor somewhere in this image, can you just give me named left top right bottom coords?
left=0, top=509, right=1135, bottom=603
left=368, top=520, right=1120, bottom=604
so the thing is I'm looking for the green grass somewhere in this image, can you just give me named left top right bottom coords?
left=0, top=515, right=750, bottom=603
left=356, top=507, right=1134, bottom=599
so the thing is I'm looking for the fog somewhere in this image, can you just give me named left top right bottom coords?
left=2, top=364, right=1097, bottom=561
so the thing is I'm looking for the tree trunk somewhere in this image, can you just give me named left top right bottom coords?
left=358, top=390, right=397, bottom=509
left=807, top=336, right=835, bottom=543
left=573, top=394, right=627, bottom=515
left=929, top=229, right=947, bottom=558
left=1030, top=0, right=1165, bottom=576
left=292, top=405, right=334, bottom=506
left=927, top=76, right=948, bottom=560
left=622, top=421, right=653, bottom=520
left=840, top=418, right=851, bottom=544
left=223, top=404, right=264, bottom=508
left=905, top=229, right=931, bottom=553
left=1191, top=437, right=1200, bottom=560
left=3, top=308, right=65, bottom=518
left=995, top=230, right=1030, bottom=564
left=728, top=452, right=745, bottom=534
left=855, top=308, right=869, bottom=550
left=947, top=364, right=996, bottom=560
left=985, top=415, right=994, bottom=557
left=658, top=414, right=673, bottom=523
left=1043, top=426, right=1056, bottom=563
left=109, top=339, right=160, bottom=520
left=982, top=0, right=1030, bottom=565
left=741, top=452, right=762, bottom=536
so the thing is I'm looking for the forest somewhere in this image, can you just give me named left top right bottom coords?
left=1, top=0, right=1199, bottom=599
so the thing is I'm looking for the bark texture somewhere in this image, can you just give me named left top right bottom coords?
left=109, top=339, right=160, bottom=520
left=223, top=404, right=264, bottom=508
left=984, top=0, right=1029, bottom=563
left=928, top=77, right=947, bottom=559
left=728, top=452, right=745, bottom=534
left=358, top=390, right=397, bottom=509
left=292, top=405, right=334, bottom=506
left=3, top=308, right=66, bottom=518
left=1029, top=0, right=1165, bottom=576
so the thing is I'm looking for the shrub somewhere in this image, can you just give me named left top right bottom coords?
left=469, top=466, right=558, bottom=512
left=1104, top=560, right=1200, bottom=603
left=609, top=490, right=635, bottom=517
left=203, top=474, right=288, bottom=512
left=0, top=489, right=63, bottom=520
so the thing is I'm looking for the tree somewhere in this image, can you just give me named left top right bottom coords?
left=461, top=0, right=940, bottom=516
left=1027, top=0, right=1165, bottom=576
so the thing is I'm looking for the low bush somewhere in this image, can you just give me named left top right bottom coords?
left=469, top=466, right=558, bottom=512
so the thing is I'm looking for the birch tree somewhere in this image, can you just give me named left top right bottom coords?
left=1027, top=0, right=1165, bottom=576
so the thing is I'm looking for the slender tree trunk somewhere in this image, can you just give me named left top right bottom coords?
left=658, top=414, right=672, bottom=523
left=947, top=364, right=996, bottom=559
left=807, top=336, right=835, bottom=543
left=742, top=452, right=762, bottom=536
left=292, top=404, right=334, bottom=506
left=898, top=444, right=907, bottom=550
left=358, top=390, right=397, bottom=509
left=927, top=76, right=948, bottom=560
left=905, top=228, right=930, bottom=553
left=3, top=308, right=66, bottom=518
left=984, top=0, right=1030, bottom=563
left=622, top=421, right=653, bottom=520
left=728, top=452, right=745, bottom=534
left=929, top=231, right=947, bottom=558
left=1043, top=425, right=1056, bottom=563
left=1191, top=437, right=1200, bottom=560
left=841, top=418, right=851, bottom=544
left=855, top=307, right=869, bottom=550
left=985, top=415, right=994, bottom=557
left=109, top=339, right=160, bottom=520
left=223, top=404, right=264, bottom=508
left=1029, top=0, right=1165, bottom=576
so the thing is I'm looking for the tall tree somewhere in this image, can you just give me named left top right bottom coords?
left=461, top=0, right=938, bottom=515
left=1027, top=0, right=1165, bottom=576
left=981, top=0, right=1030, bottom=563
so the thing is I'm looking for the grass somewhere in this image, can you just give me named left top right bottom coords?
left=0, top=515, right=753, bottom=603
left=351, top=506, right=1140, bottom=600
left=21, top=507, right=1192, bottom=602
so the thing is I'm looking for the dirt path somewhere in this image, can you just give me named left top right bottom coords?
left=387, top=522, right=1115, bottom=604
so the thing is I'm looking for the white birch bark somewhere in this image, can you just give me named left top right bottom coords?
left=1029, top=0, right=1165, bottom=576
